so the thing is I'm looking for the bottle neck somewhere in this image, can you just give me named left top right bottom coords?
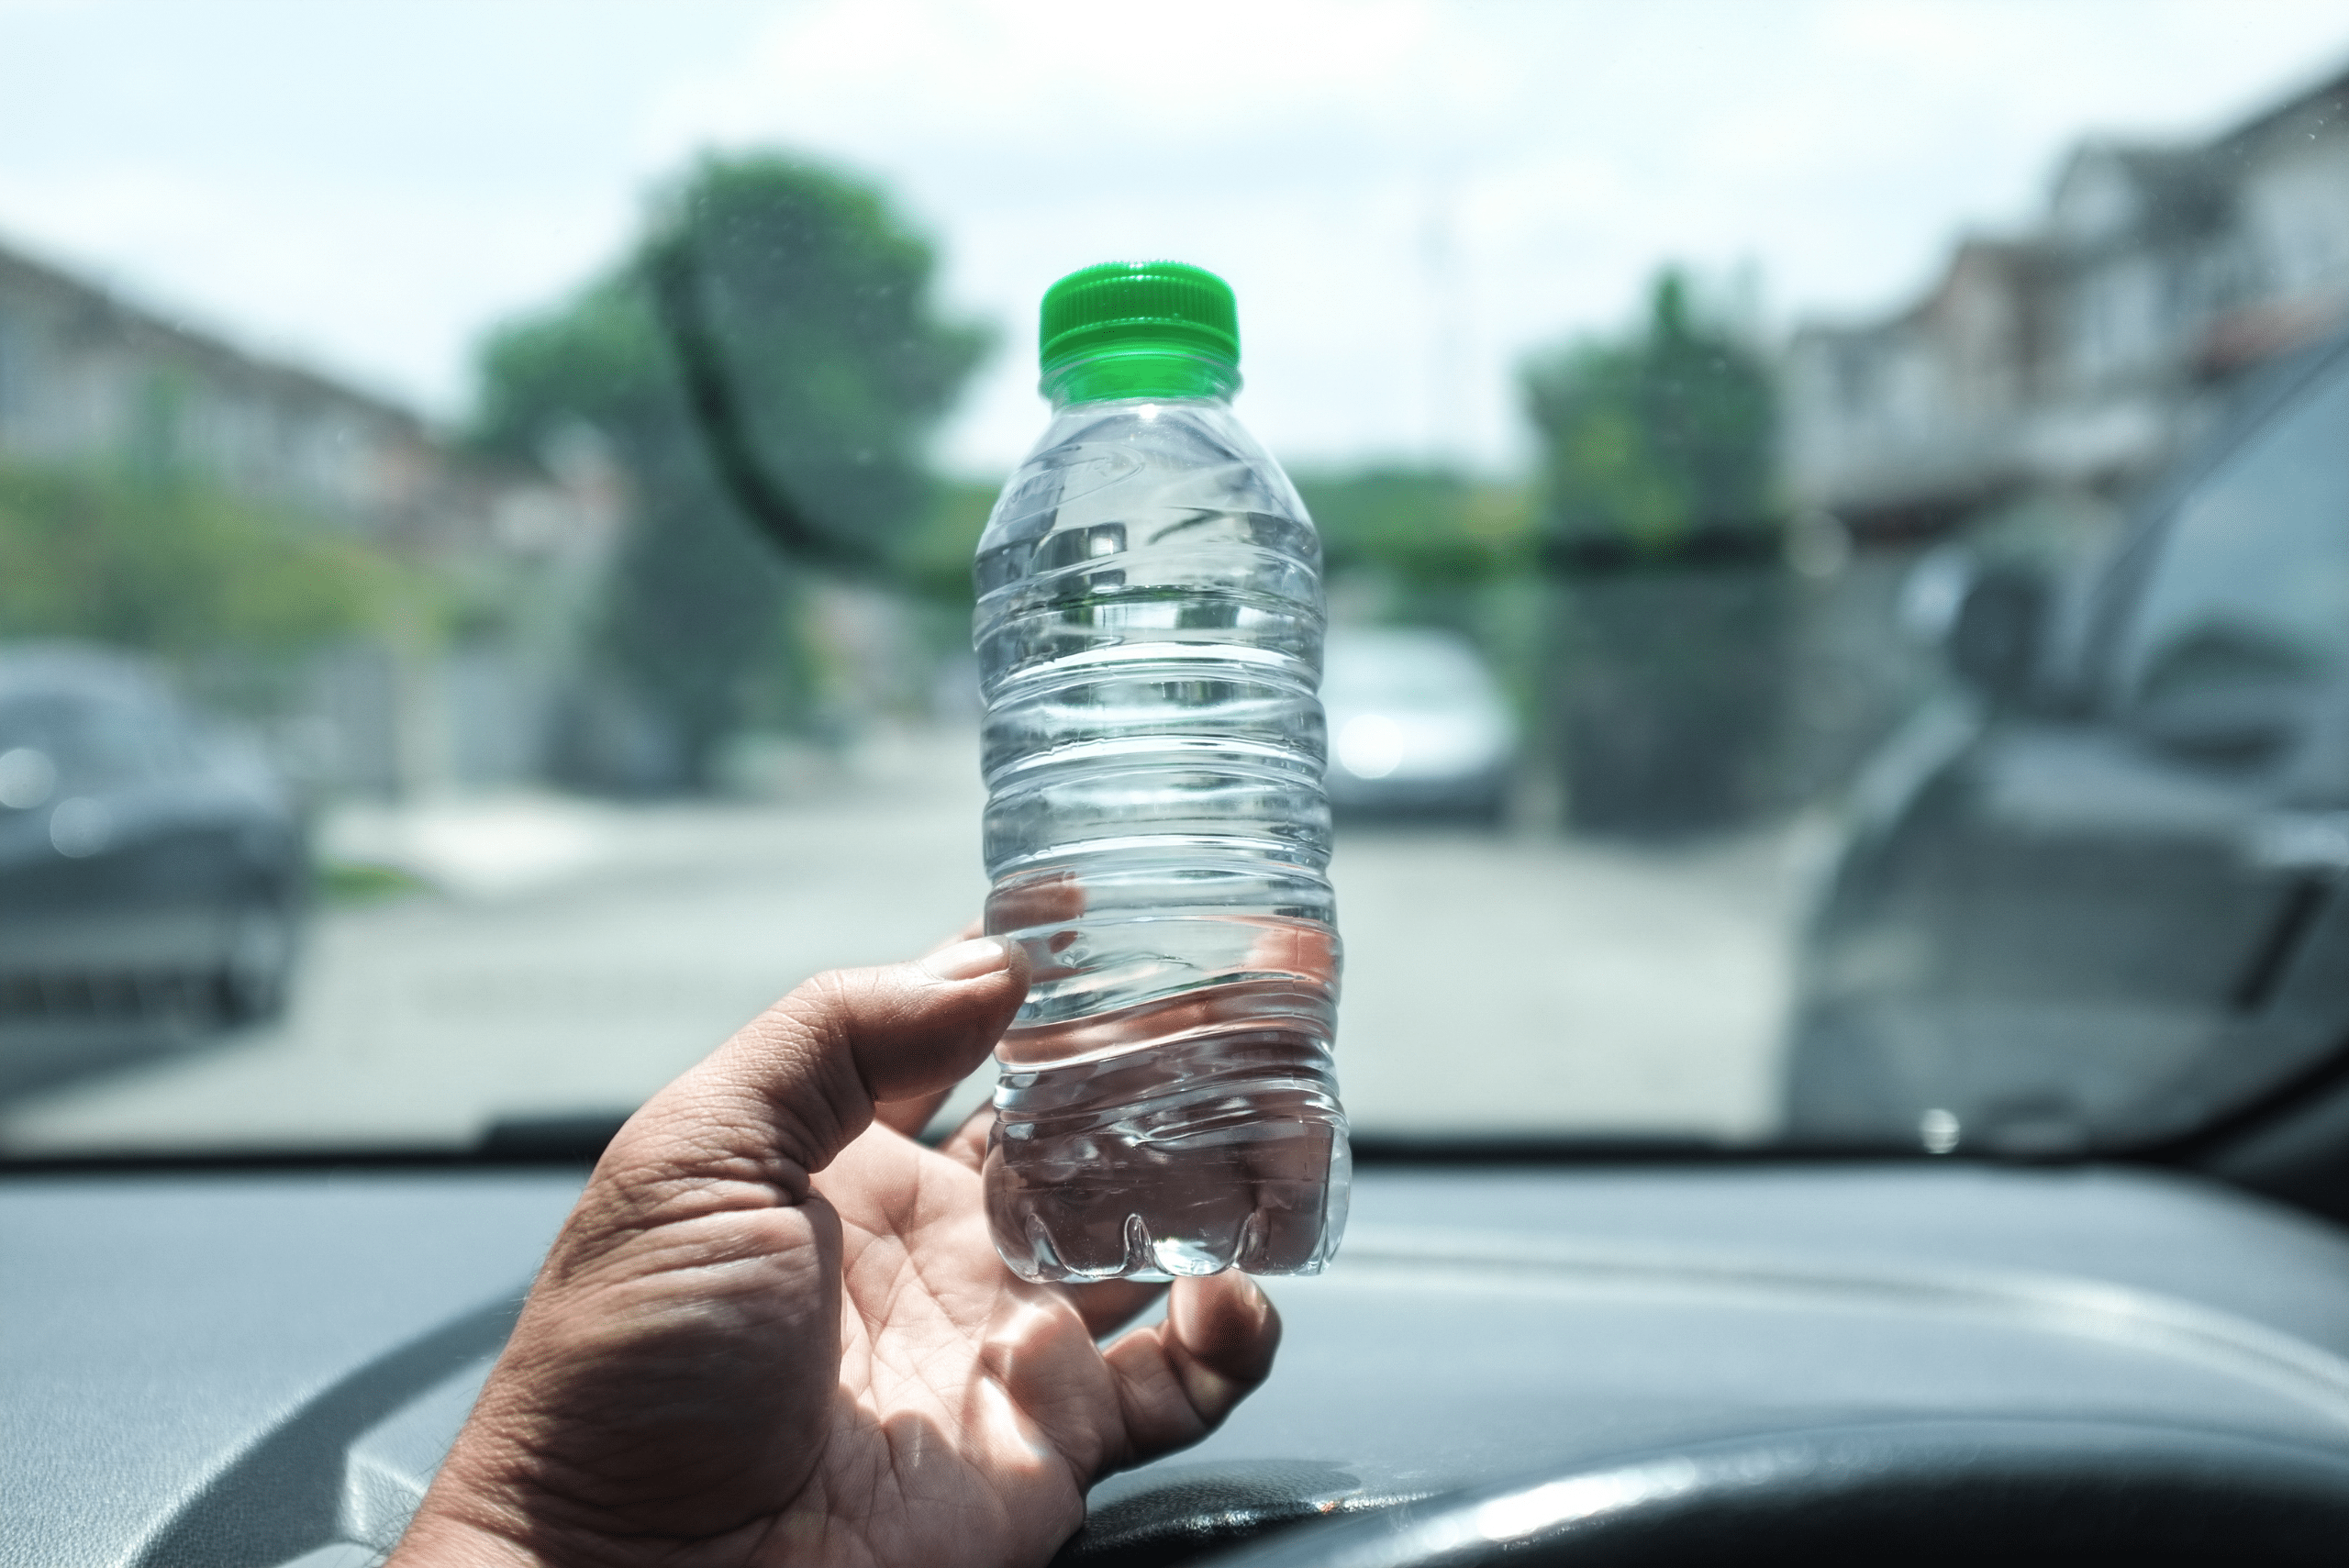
left=1042, top=343, right=1241, bottom=408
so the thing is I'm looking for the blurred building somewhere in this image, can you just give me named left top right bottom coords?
left=0, top=235, right=620, bottom=795
left=1785, top=61, right=2349, bottom=534
left=0, top=241, right=443, bottom=537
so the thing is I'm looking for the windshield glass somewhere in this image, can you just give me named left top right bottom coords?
left=5, top=2, right=2349, bottom=1162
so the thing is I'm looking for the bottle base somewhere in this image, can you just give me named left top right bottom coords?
left=983, top=1029, right=1351, bottom=1284
left=991, top=1167, right=1348, bottom=1284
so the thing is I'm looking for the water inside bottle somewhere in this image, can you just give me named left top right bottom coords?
left=986, top=1018, right=1349, bottom=1281
left=974, top=396, right=1348, bottom=1282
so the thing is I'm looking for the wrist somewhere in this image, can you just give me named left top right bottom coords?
left=390, top=1457, right=755, bottom=1568
left=386, top=1508, right=551, bottom=1568
left=389, top=1471, right=629, bottom=1568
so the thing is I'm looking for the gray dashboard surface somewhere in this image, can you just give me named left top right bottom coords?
left=11, top=1161, right=2349, bottom=1566
left=5, top=1171, right=576, bottom=1568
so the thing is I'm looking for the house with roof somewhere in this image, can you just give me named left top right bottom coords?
left=1783, top=61, right=2349, bottom=538
left=0, top=242, right=444, bottom=539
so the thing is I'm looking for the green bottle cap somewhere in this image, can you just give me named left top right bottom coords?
left=1038, top=261, right=1241, bottom=402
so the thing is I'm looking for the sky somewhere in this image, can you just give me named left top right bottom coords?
left=4, top=0, right=2348, bottom=477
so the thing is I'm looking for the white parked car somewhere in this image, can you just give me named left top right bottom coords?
left=1319, top=628, right=1518, bottom=823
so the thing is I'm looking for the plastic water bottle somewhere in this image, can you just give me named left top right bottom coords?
left=974, top=261, right=1349, bottom=1283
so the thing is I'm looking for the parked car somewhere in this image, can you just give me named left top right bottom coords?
left=0, top=646, right=306, bottom=1040
left=1785, top=329, right=2349, bottom=1158
left=1320, top=628, right=1517, bottom=822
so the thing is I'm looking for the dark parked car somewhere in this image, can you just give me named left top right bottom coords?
left=1787, top=331, right=2349, bottom=1157
left=0, top=646, right=306, bottom=1040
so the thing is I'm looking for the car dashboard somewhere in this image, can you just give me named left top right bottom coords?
left=11, top=1159, right=2349, bottom=1566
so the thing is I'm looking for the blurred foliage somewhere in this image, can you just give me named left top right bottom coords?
left=315, top=860, right=432, bottom=906
left=895, top=477, right=1002, bottom=607
left=0, top=460, right=394, bottom=658
left=1294, top=468, right=1533, bottom=585
left=1522, top=269, right=1777, bottom=557
left=470, top=152, right=986, bottom=789
left=1520, top=270, right=1790, bottom=833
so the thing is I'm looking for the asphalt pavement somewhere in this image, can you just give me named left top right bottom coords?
left=0, top=728, right=1804, bottom=1156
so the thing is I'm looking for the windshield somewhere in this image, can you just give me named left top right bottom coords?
left=5, top=2, right=2349, bottom=1162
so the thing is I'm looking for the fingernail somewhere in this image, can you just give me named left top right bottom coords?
left=922, top=936, right=1011, bottom=982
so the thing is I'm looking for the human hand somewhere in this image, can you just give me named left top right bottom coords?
left=388, top=933, right=1281, bottom=1568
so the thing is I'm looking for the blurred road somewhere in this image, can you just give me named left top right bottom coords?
left=0, top=729, right=1801, bottom=1155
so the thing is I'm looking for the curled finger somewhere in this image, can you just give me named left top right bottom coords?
left=1098, top=1272, right=1282, bottom=1467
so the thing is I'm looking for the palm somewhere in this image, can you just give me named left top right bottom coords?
left=394, top=945, right=1276, bottom=1568
left=802, top=1125, right=1140, bottom=1566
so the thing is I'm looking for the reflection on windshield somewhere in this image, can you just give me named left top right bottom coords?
left=2118, top=365, right=2349, bottom=722
left=3, top=10, right=2348, bottom=1162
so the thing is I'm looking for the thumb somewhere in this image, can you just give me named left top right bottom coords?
left=606, top=936, right=1027, bottom=1198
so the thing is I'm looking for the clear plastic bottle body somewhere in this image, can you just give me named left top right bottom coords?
left=974, top=391, right=1348, bottom=1283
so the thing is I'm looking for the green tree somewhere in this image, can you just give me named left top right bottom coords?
left=472, top=153, right=985, bottom=789
left=1294, top=467, right=1533, bottom=588
left=1519, top=270, right=1787, bottom=834
left=1522, top=270, right=1775, bottom=557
